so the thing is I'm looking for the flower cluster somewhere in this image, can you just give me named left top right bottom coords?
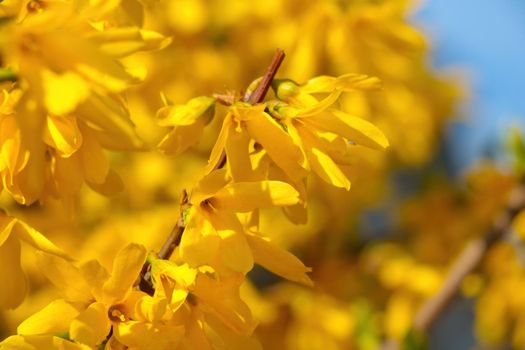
left=0, top=0, right=169, bottom=205
left=7, top=1, right=517, bottom=350
left=0, top=1, right=392, bottom=348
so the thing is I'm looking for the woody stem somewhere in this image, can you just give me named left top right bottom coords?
left=382, top=180, right=525, bottom=350
left=138, top=49, right=286, bottom=295
left=212, top=48, right=285, bottom=170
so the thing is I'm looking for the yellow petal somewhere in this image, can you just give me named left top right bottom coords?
left=44, top=115, right=83, bottom=157
left=102, top=243, right=146, bottom=304
left=79, top=127, right=109, bottom=185
left=88, top=28, right=172, bottom=58
left=86, top=168, right=124, bottom=197
left=157, top=96, right=215, bottom=126
left=78, top=260, right=110, bottom=302
left=70, top=302, right=111, bottom=347
left=76, top=94, right=143, bottom=151
left=114, top=321, right=184, bottom=350
left=0, top=335, right=92, bottom=350
left=52, top=153, right=83, bottom=195
left=301, top=74, right=382, bottom=94
left=18, top=299, right=80, bottom=335
left=191, top=168, right=231, bottom=205
left=135, top=295, right=168, bottom=323
left=211, top=181, right=300, bottom=212
left=35, top=252, right=92, bottom=303
left=306, top=110, right=389, bottom=150
left=42, top=70, right=90, bottom=115
left=296, top=90, right=342, bottom=117
left=0, top=115, right=28, bottom=176
left=225, top=122, right=255, bottom=182
left=193, top=274, right=255, bottom=335
left=180, top=208, right=220, bottom=267
left=15, top=221, right=70, bottom=260
left=40, top=32, right=136, bottom=93
left=205, top=314, right=263, bottom=350
left=309, top=147, right=350, bottom=190
left=0, top=335, right=53, bottom=350
left=0, top=214, right=17, bottom=247
left=11, top=95, right=46, bottom=204
left=217, top=229, right=254, bottom=274
left=180, top=316, right=213, bottom=350
left=151, top=260, right=197, bottom=290
left=244, top=112, right=307, bottom=181
left=284, top=121, right=309, bottom=170
left=205, top=114, right=232, bottom=174
left=282, top=203, right=308, bottom=225
left=157, top=120, right=205, bottom=156
left=0, top=234, right=26, bottom=309
left=246, top=234, right=313, bottom=286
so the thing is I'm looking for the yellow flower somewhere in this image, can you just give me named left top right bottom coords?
left=270, top=74, right=389, bottom=190
left=4, top=243, right=147, bottom=349
left=0, top=334, right=92, bottom=350
left=176, top=168, right=313, bottom=284
left=148, top=259, right=260, bottom=348
left=178, top=169, right=311, bottom=280
left=206, top=103, right=308, bottom=182
left=0, top=212, right=70, bottom=309
left=156, top=95, right=216, bottom=156
left=0, top=0, right=171, bottom=204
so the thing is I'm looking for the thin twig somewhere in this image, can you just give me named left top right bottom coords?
left=138, top=49, right=286, bottom=295
left=211, top=48, right=285, bottom=172
left=381, top=181, right=525, bottom=350
left=413, top=182, right=525, bottom=332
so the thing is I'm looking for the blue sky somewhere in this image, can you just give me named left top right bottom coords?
left=412, top=0, right=525, bottom=173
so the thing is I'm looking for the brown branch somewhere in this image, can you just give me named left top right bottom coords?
left=413, top=182, right=525, bottom=332
left=381, top=181, right=525, bottom=350
left=246, top=48, right=285, bottom=104
left=138, top=49, right=286, bottom=295
left=211, top=48, right=285, bottom=172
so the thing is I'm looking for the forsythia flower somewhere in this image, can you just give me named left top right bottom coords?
left=156, top=95, right=216, bottom=156
left=0, top=212, right=70, bottom=309
left=271, top=74, right=389, bottom=190
left=1, top=243, right=147, bottom=349
left=0, top=0, right=170, bottom=204
left=145, top=260, right=259, bottom=349
left=180, top=168, right=311, bottom=284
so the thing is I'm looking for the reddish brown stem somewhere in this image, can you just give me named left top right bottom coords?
left=211, top=48, right=285, bottom=172
left=138, top=49, right=286, bottom=295
left=246, top=48, right=285, bottom=104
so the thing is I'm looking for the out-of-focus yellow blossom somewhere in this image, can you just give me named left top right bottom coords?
left=254, top=284, right=381, bottom=350
left=157, top=95, right=216, bottom=156
left=476, top=242, right=525, bottom=349
left=0, top=212, right=69, bottom=309
left=0, top=0, right=171, bottom=205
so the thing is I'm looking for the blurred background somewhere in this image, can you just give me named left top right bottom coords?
left=416, top=0, right=525, bottom=174
left=413, top=1, right=525, bottom=348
